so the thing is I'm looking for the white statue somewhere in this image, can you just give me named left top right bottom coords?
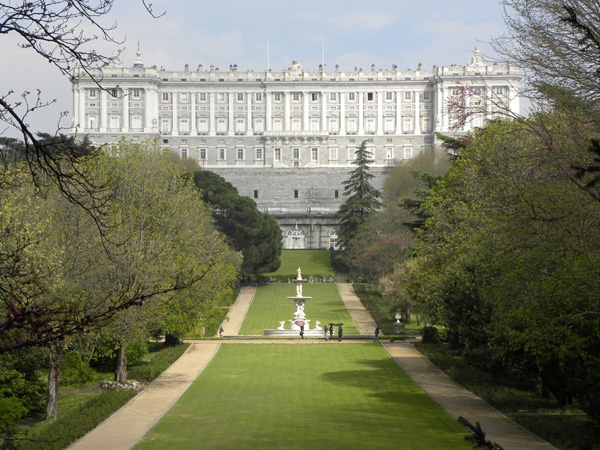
left=315, top=320, right=321, bottom=330
left=297, top=267, right=302, bottom=280
left=277, top=321, right=286, bottom=330
left=296, top=282, right=303, bottom=297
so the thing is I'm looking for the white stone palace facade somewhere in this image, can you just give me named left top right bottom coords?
left=71, top=49, right=520, bottom=249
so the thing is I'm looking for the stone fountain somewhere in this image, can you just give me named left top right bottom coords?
left=264, top=267, right=323, bottom=337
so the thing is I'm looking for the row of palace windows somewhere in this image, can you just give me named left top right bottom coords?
left=155, top=116, right=429, bottom=134
left=177, top=146, right=411, bottom=162
left=86, top=88, right=431, bottom=102
left=252, top=189, right=339, bottom=200
left=87, top=113, right=431, bottom=135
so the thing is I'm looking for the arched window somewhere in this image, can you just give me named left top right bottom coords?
left=285, top=227, right=305, bottom=249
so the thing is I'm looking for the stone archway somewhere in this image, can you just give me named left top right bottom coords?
left=285, top=226, right=305, bottom=249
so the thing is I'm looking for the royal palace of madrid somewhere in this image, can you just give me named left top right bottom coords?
left=71, top=48, right=520, bottom=249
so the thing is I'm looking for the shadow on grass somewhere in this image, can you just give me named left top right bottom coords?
left=319, top=358, right=424, bottom=404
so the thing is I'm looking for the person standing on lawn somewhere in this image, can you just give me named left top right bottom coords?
left=374, top=325, right=380, bottom=343
left=323, top=325, right=329, bottom=341
left=329, top=324, right=334, bottom=340
left=338, top=325, right=343, bottom=342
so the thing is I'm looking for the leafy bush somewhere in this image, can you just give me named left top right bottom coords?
left=60, top=352, right=95, bottom=386
left=422, top=326, right=439, bottom=343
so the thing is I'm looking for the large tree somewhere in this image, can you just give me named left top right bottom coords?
left=193, top=170, right=281, bottom=279
left=335, top=140, right=382, bottom=247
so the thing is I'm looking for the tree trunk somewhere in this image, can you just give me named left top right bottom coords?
left=115, top=345, right=127, bottom=383
left=46, top=343, right=63, bottom=422
left=164, top=333, right=180, bottom=346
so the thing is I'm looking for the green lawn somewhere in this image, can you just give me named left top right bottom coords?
left=135, top=344, right=470, bottom=450
left=266, top=249, right=334, bottom=278
left=238, top=284, right=358, bottom=335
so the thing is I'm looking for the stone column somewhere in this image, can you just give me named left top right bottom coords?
left=190, top=92, right=197, bottom=135
left=376, top=91, right=383, bottom=134
left=414, top=91, right=421, bottom=135
left=302, top=92, right=309, bottom=131
left=321, top=91, right=327, bottom=131
left=396, top=90, right=402, bottom=133
left=100, top=89, right=108, bottom=132
left=121, top=88, right=129, bottom=132
left=78, top=88, right=85, bottom=131
left=246, top=93, right=253, bottom=135
left=284, top=92, right=290, bottom=131
left=209, top=92, right=216, bottom=136
left=228, top=93, right=234, bottom=136
left=358, top=92, right=364, bottom=135
left=339, top=91, right=346, bottom=135
left=72, top=86, right=79, bottom=132
left=266, top=92, right=272, bottom=132
left=171, top=91, right=178, bottom=136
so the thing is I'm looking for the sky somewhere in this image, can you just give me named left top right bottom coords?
left=1, top=0, right=509, bottom=137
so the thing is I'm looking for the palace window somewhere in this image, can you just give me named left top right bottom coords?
left=237, top=148, right=245, bottom=160
left=162, top=92, right=170, bottom=102
left=132, top=89, right=141, bottom=99
left=235, top=118, right=245, bottom=134
left=181, top=148, right=188, bottom=159
left=385, top=92, right=393, bottom=101
left=385, top=147, right=394, bottom=160
left=160, top=117, right=171, bottom=134
left=87, top=115, right=97, bottom=130
left=328, top=117, right=338, bottom=133
left=329, top=147, right=338, bottom=160
left=197, top=118, right=208, bottom=134
left=256, top=148, right=263, bottom=160
left=293, top=190, right=299, bottom=198
left=292, top=147, right=300, bottom=160
left=255, top=92, right=263, bottom=102
left=199, top=148, right=207, bottom=160
left=218, top=93, right=226, bottom=103
left=423, top=91, right=430, bottom=101
left=367, top=92, right=374, bottom=101
left=110, top=88, right=119, bottom=98
left=109, top=114, right=120, bottom=129
left=218, top=148, right=226, bottom=160
left=88, top=89, right=97, bottom=99
left=179, top=118, right=190, bottom=134
left=404, top=91, right=412, bottom=101
left=329, top=92, right=337, bottom=101
left=272, top=117, right=283, bottom=131
left=288, top=116, right=300, bottom=131
left=403, top=116, right=413, bottom=133
left=180, top=92, right=189, bottom=103
left=347, top=147, right=357, bottom=160
left=348, top=93, right=356, bottom=101
left=310, top=117, right=319, bottom=132
left=254, top=190, right=259, bottom=199
left=254, top=118, right=264, bottom=133
left=217, top=118, right=227, bottom=134
left=365, top=117, right=376, bottom=133
left=384, top=116, right=395, bottom=133
left=237, top=93, right=244, bottom=102
left=311, top=92, right=319, bottom=102
left=199, top=93, right=207, bottom=102
left=131, top=114, right=142, bottom=130
left=274, top=147, right=282, bottom=162
left=292, top=93, right=300, bottom=102
left=403, top=146, right=413, bottom=159
left=274, top=93, right=282, bottom=102
left=347, top=117, right=357, bottom=134
left=311, top=147, right=319, bottom=162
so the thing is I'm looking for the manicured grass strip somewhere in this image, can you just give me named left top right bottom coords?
left=238, top=284, right=358, bottom=335
left=265, top=249, right=334, bottom=277
left=135, top=344, right=470, bottom=450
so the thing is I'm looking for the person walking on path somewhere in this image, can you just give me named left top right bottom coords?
left=219, top=326, right=224, bottom=338
left=338, top=325, right=343, bottom=342
left=323, top=325, right=328, bottom=341
left=374, top=325, right=380, bottom=343
left=329, top=324, right=334, bottom=341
